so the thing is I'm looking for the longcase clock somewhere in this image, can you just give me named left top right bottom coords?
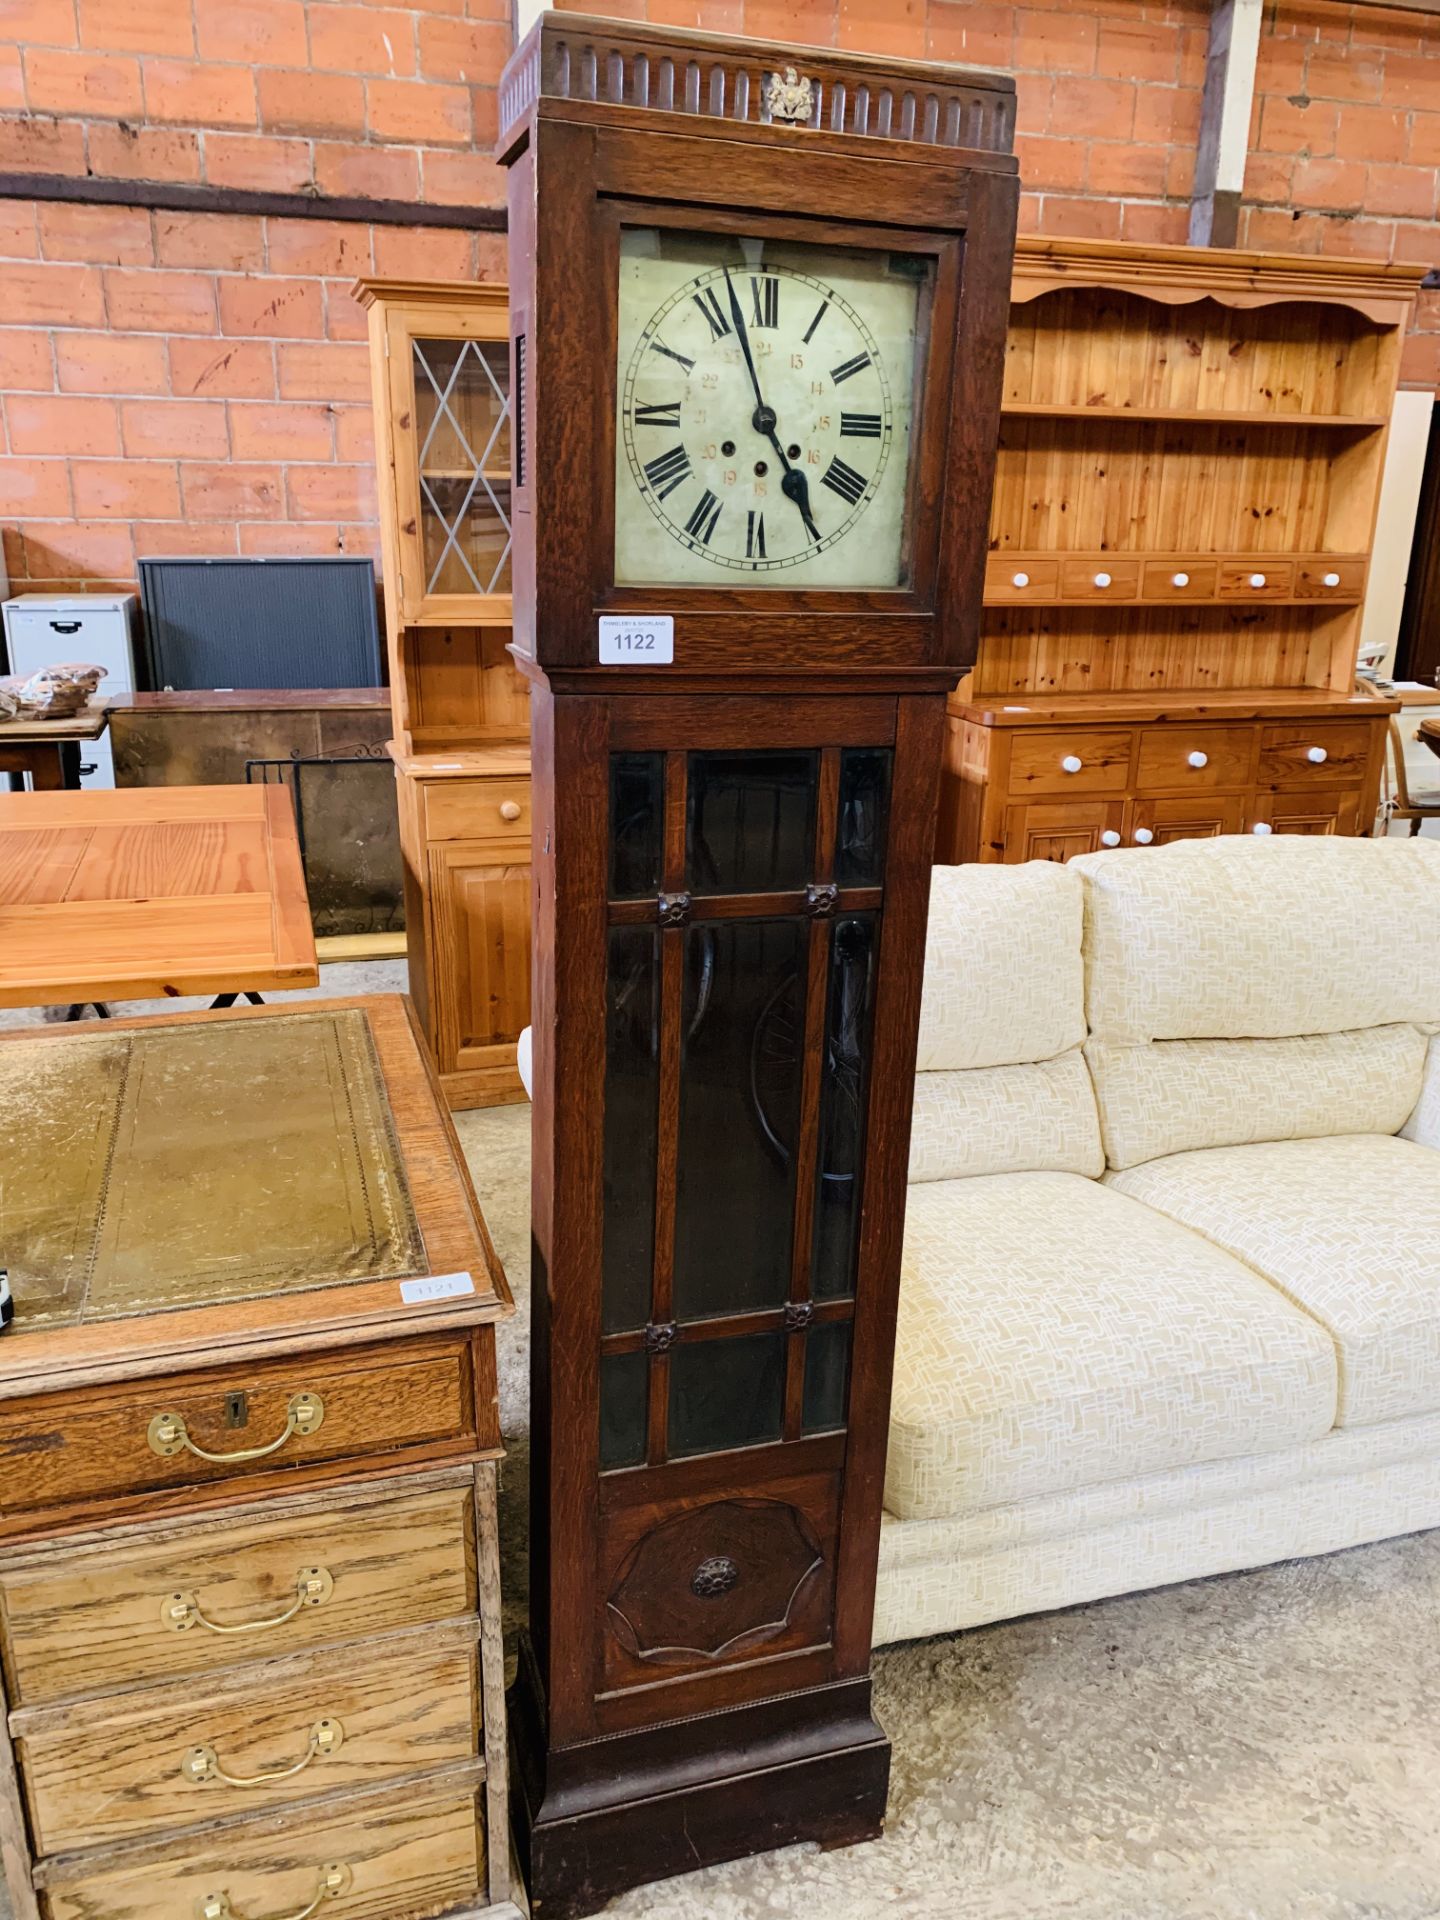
left=499, top=16, right=1017, bottom=1916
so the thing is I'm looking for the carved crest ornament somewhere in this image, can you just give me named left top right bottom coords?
left=764, top=66, right=814, bottom=124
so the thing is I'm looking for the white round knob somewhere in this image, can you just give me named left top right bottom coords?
left=1093, top=571, right=1112, bottom=588
left=1171, top=571, right=1190, bottom=588
left=1322, top=571, right=1340, bottom=588
left=1133, top=827, right=1154, bottom=845
left=1248, top=572, right=1267, bottom=589
left=1187, top=750, right=1208, bottom=769
left=499, top=800, right=523, bottom=821
left=1252, top=822, right=1272, bottom=835
left=1306, top=746, right=1327, bottom=764
left=1011, top=571, right=1030, bottom=588
left=1100, top=829, right=1121, bottom=847
left=1060, top=754, right=1083, bottom=774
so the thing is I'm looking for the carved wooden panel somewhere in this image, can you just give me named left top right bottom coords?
left=607, top=1498, right=822, bottom=1670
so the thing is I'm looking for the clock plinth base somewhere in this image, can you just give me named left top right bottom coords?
left=510, top=1640, right=890, bottom=1920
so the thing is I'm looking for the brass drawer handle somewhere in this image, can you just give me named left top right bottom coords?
left=164, top=1566, right=334, bottom=1636
left=183, top=1717, right=343, bottom=1788
left=149, top=1392, right=325, bottom=1463
left=198, top=1861, right=352, bottom=1920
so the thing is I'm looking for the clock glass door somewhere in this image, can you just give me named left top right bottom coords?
left=614, top=227, right=934, bottom=590
left=598, top=731, right=890, bottom=1476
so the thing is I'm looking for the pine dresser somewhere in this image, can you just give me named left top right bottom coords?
left=0, top=996, right=521, bottom=1920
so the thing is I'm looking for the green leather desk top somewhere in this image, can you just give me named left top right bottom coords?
left=0, top=1007, right=425, bottom=1332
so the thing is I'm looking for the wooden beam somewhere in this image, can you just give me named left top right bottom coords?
left=1189, top=0, right=1263, bottom=250
left=0, top=171, right=506, bottom=231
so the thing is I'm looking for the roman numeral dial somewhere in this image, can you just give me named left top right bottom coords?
left=617, top=240, right=917, bottom=585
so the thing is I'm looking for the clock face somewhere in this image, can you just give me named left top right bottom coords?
left=614, top=229, right=931, bottom=590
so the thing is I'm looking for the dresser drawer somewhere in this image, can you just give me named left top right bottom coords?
left=15, top=1623, right=480, bottom=1853
left=1293, top=558, right=1364, bottom=599
left=423, top=779, right=530, bottom=843
left=1257, top=721, right=1374, bottom=785
left=1134, top=725, right=1254, bottom=791
left=1140, top=561, right=1218, bottom=600
left=0, top=1473, right=475, bottom=1707
left=1007, top=729, right=1133, bottom=796
left=40, top=1783, right=485, bottom=1920
left=1217, top=560, right=1293, bottom=599
left=1058, top=559, right=1140, bottom=601
left=0, top=1337, right=475, bottom=1520
left=984, top=557, right=1057, bottom=603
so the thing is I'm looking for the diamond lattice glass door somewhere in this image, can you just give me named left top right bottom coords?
left=410, top=335, right=512, bottom=612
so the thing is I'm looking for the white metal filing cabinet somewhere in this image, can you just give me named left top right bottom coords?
left=1, top=592, right=140, bottom=788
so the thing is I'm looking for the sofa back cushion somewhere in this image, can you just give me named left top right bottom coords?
left=1090, top=1025, right=1428, bottom=1171
left=910, top=863, right=1101, bottom=1181
left=910, top=1051, right=1104, bottom=1183
left=1070, top=837, right=1440, bottom=1045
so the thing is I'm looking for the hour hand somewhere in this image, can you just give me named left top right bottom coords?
left=781, top=465, right=821, bottom=544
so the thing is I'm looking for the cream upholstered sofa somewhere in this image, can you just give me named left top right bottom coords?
left=873, top=835, right=1440, bottom=1647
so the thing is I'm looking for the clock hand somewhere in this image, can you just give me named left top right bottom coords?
left=721, top=267, right=775, bottom=435
left=720, top=266, right=819, bottom=544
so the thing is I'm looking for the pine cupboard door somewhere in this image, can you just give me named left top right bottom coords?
left=1127, top=793, right=1246, bottom=846
left=426, top=839, right=531, bottom=1085
left=384, top=304, right=513, bottom=628
left=1252, top=787, right=1364, bottom=837
left=1000, top=798, right=1126, bottom=862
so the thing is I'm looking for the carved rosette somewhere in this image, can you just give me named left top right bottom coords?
left=783, top=1301, right=815, bottom=1331
left=804, top=883, right=839, bottom=919
left=607, top=1498, right=823, bottom=1666
left=644, top=1321, right=678, bottom=1354
left=656, top=892, right=692, bottom=927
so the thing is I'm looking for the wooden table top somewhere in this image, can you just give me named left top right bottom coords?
left=0, top=784, right=319, bottom=1007
left=0, top=701, right=109, bottom=743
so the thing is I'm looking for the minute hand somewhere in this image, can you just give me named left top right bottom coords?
left=720, top=269, right=820, bottom=545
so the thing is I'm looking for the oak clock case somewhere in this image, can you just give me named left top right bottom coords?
left=500, top=15, right=1018, bottom=1918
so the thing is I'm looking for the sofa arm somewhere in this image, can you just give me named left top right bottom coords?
left=1402, top=1033, right=1440, bottom=1150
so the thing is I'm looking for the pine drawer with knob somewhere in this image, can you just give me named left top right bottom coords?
left=422, top=779, right=531, bottom=845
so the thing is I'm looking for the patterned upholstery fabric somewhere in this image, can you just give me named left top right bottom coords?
left=1402, top=1034, right=1440, bottom=1151
left=874, top=1406, right=1440, bottom=1645
left=908, top=1050, right=1103, bottom=1183
left=1108, top=1134, right=1440, bottom=1429
left=917, top=862, right=1085, bottom=1071
left=887, top=1172, right=1337, bottom=1523
left=1071, top=837, right=1440, bottom=1044
left=1089, top=1024, right=1427, bottom=1171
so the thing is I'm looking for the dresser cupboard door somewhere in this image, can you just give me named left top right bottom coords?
left=426, top=841, right=532, bottom=1077
left=1127, top=794, right=1246, bottom=846
left=1251, top=787, right=1364, bottom=837
left=1001, top=800, right=1127, bottom=863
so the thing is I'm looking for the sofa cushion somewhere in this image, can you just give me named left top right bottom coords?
left=1088, top=1024, right=1427, bottom=1171
left=917, top=861, right=1085, bottom=1071
left=908, top=1049, right=1103, bottom=1183
left=1070, top=837, right=1440, bottom=1045
left=1108, top=1134, right=1440, bottom=1429
left=886, top=1172, right=1337, bottom=1523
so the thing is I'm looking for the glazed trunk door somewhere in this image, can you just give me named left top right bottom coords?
left=585, top=700, right=911, bottom=1723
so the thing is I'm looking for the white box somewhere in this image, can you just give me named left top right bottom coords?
left=2, top=593, right=140, bottom=790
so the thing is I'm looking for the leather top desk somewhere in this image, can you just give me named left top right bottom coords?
left=0, top=785, right=318, bottom=1009
left=0, top=996, right=520, bottom=1920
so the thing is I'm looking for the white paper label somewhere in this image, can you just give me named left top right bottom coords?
left=598, top=614, right=674, bottom=665
left=400, top=1271, right=476, bottom=1305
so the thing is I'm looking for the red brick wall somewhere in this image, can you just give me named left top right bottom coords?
left=0, top=0, right=1435, bottom=593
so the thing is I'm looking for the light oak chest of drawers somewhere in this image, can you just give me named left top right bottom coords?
left=0, top=997, right=520, bottom=1920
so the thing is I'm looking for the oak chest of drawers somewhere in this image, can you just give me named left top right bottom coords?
left=0, top=997, right=520, bottom=1920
